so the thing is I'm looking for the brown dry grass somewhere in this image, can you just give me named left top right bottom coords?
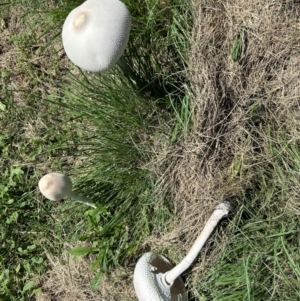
left=0, top=2, right=79, bottom=171
left=144, top=0, right=300, bottom=290
left=0, top=3, right=68, bottom=103
left=35, top=244, right=136, bottom=301
left=1, top=6, right=27, bottom=98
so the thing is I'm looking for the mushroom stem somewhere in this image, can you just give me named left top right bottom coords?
left=68, top=192, right=97, bottom=209
left=164, top=202, right=230, bottom=286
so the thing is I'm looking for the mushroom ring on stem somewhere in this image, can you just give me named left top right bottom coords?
left=62, top=0, right=131, bottom=72
left=38, top=172, right=96, bottom=209
left=133, top=202, right=231, bottom=301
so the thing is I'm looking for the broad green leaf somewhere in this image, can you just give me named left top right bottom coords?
left=0, top=269, right=9, bottom=282
left=15, top=264, right=21, bottom=273
left=69, top=246, right=95, bottom=257
left=7, top=199, right=14, bottom=204
left=1, top=71, right=11, bottom=78
left=22, top=281, right=34, bottom=293
left=0, top=102, right=5, bottom=111
left=6, top=212, right=18, bottom=224
left=79, top=234, right=90, bottom=241
left=91, top=271, right=103, bottom=291
left=32, top=257, right=43, bottom=264
left=32, top=288, right=42, bottom=296
left=11, top=166, right=24, bottom=176
left=90, top=257, right=101, bottom=272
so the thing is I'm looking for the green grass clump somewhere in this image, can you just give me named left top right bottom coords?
left=56, top=69, right=169, bottom=288
left=0, top=0, right=193, bottom=298
left=49, top=0, right=193, bottom=288
left=200, top=215, right=300, bottom=300
left=191, top=135, right=300, bottom=300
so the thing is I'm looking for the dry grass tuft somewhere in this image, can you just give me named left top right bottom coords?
left=146, top=0, right=300, bottom=285
left=36, top=244, right=136, bottom=301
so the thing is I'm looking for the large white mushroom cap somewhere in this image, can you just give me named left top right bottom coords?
left=62, top=0, right=131, bottom=72
left=38, top=172, right=73, bottom=201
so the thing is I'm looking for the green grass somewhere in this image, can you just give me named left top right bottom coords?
left=0, top=0, right=193, bottom=299
left=45, top=0, right=193, bottom=289
left=200, top=216, right=300, bottom=300
left=2, top=0, right=300, bottom=300
left=190, top=131, right=300, bottom=300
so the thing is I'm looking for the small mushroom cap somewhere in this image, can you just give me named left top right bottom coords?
left=62, top=0, right=131, bottom=72
left=38, top=172, right=72, bottom=201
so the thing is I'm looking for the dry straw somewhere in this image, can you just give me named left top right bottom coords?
left=146, top=0, right=300, bottom=289
left=36, top=244, right=136, bottom=301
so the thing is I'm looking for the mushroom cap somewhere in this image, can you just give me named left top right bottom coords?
left=38, top=172, right=73, bottom=201
left=62, top=0, right=131, bottom=72
left=134, top=252, right=187, bottom=301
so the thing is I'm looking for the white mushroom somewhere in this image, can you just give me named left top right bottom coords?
left=38, top=172, right=96, bottom=209
left=62, top=0, right=131, bottom=72
left=133, top=202, right=231, bottom=301
left=164, top=202, right=231, bottom=286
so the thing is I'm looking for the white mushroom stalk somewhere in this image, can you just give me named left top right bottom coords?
left=38, top=172, right=96, bottom=209
left=62, top=0, right=131, bottom=72
left=164, top=202, right=230, bottom=286
left=133, top=202, right=231, bottom=301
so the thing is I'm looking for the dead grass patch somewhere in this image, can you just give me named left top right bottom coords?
left=145, top=0, right=300, bottom=289
left=36, top=244, right=137, bottom=301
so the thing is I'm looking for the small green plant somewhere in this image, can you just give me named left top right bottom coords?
left=230, top=29, right=245, bottom=62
